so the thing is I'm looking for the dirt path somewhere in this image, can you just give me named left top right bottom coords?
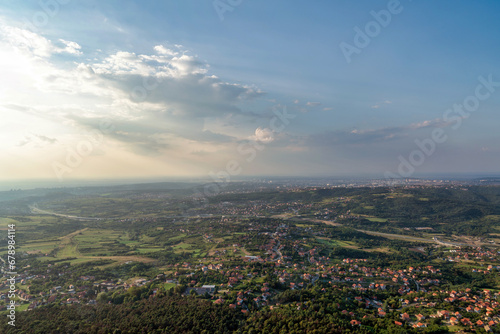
left=357, top=230, right=435, bottom=243
left=60, top=228, right=88, bottom=245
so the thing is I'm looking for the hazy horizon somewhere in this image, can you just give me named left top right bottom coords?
left=1, top=172, right=500, bottom=192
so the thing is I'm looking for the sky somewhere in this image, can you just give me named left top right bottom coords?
left=1, top=0, right=500, bottom=184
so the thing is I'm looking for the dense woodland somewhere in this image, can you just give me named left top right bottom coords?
left=0, top=292, right=452, bottom=334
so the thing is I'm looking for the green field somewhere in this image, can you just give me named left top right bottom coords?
left=0, top=217, right=18, bottom=226
left=3, top=223, right=157, bottom=266
left=365, top=217, right=388, bottom=223
left=315, top=237, right=357, bottom=248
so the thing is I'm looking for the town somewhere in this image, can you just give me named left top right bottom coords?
left=1, top=182, right=499, bottom=332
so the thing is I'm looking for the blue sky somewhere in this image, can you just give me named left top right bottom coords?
left=1, top=0, right=499, bottom=183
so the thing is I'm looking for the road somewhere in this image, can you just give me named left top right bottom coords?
left=358, top=230, right=435, bottom=244
left=270, top=230, right=283, bottom=262
left=30, top=206, right=104, bottom=221
left=29, top=205, right=489, bottom=248
left=432, top=236, right=467, bottom=247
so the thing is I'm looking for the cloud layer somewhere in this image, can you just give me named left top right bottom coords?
left=1, top=17, right=498, bottom=181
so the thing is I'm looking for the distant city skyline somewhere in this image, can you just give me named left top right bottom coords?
left=1, top=1, right=500, bottom=183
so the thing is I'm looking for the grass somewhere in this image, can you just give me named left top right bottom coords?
left=119, top=233, right=141, bottom=246
left=57, top=242, right=79, bottom=257
left=0, top=215, right=84, bottom=245
left=20, top=215, right=65, bottom=226
left=73, top=229, right=129, bottom=256
left=35, top=197, right=164, bottom=218
left=136, top=247, right=163, bottom=254
left=16, top=240, right=60, bottom=255
left=385, top=193, right=414, bottom=198
left=16, top=303, right=30, bottom=312
left=173, top=242, right=192, bottom=250
left=172, top=242, right=201, bottom=256
left=362, top=247, right=393, bottom=253
left=164, top=283, right=176, bottom=290
left=253, top=276, right=265, bottom=284
left=315, top=237, right=357, bottom=248
left=320, top=198, right=336, bottom=204
left=30, top=228, right=155, bottom=266
left=366, top=217, right=388, bottom=223
left=0, top=217, right=19, bottom=226
left=140, top=235, right=155, bottom=243
left=167, top=234, right=187, bottom=242
left=38, top=256, right=97, bottom=265
left=447, top=325, right=463, bottom=332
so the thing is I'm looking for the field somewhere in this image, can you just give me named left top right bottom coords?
left=0, top=218, right=157, bottom=266
left=0, top=217, right=18, bottom=228
left=0, top=212, right=254, bottom=266
left=365, top=217, right=388, bottom=223
left=315, top=236, right=357, bottom=248
left=358, top=230, right=436, bottom=243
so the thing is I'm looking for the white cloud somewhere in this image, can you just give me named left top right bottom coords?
left=90, top=46, right=212, bottom=81
left=408, top=118, right=448, bottom=129
left=58, top=39, right=82, bottom=55
left=92, top=51, right=154, bottom=76
left=153, top=45, right=179, bottom=56
left=0, top=21, right=272, bottom=178
left=17, top=133, right=57, bottom=148
left=251, top=127, right=274, bottom=143
left=306, top=101, right=321, bottom=107
left=0, top=22, right=343, bottom=180
left=1, top=25, right=54, bottom=58
left=371, top=100, right=392, bottom=109
left=0, top=24, right=82, bottom=58
left=311, top=118, right=454, bottom=147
